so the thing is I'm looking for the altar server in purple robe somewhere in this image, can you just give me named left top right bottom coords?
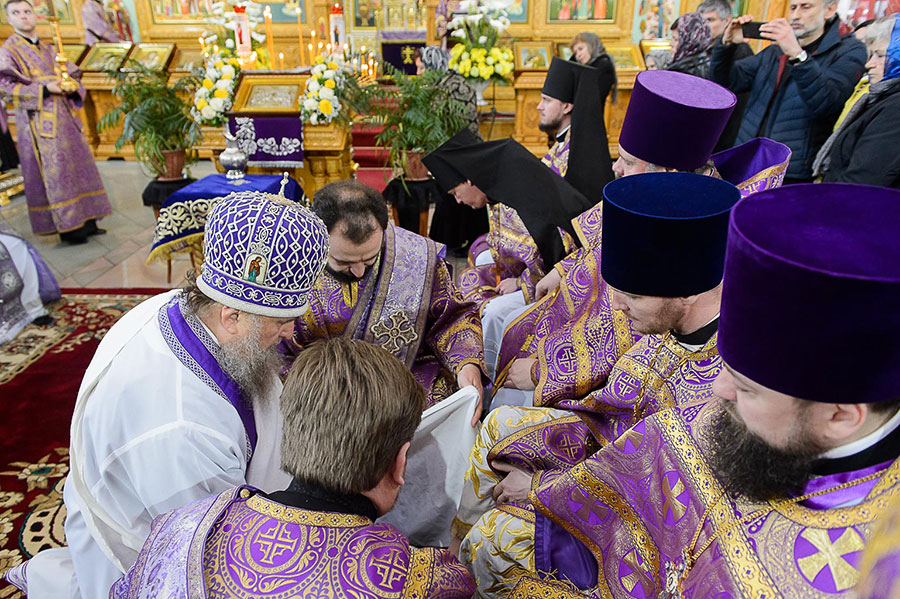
left=475, top=183, right=900, bottom=598
left=492, top=71, right=791, bottom=411
left=4, top=190, right=329, bottom=598
left=451, top=172, right=740, bottom=580
left=108, top=338, right=476, bottom=599
left=0, top=0, right=111, bottom=245
left=81, top=0, right=120, bottom=45
left=279, top=179, right=487, bottom=424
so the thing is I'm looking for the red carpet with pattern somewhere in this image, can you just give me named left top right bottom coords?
left=0, top=289, right=164, bottom=596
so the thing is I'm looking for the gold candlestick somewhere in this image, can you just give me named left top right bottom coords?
left=46, top=15, right=78, bottom=93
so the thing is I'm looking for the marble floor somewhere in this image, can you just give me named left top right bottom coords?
left=1, top=160, right=218, bottom=290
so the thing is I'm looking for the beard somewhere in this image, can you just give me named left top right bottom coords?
left=218, top=315, right=283, bottom=406
left=707, top=400, right=826, bottom=503
left=325, top=263, right=374, bottom=285
left=631, top=299, right=686, bottom=335
left=538, top=115, right=564, bottom=134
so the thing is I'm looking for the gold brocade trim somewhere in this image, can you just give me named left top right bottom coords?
left=572, top=203, right=603, bottom=250
left=654, top=408, right=782, bottom=599
left=736, top=161, right=788, bottom=195
left=507, top=574, right=587, bottom=599
left=401, top=548, right=436, bottom=599
left=146, top=236, right=204, bottom=264
left=245, top=494, right=373, bottom=527
left=773, top=457, right=900, bottom=527
left=26, top=188, right=108, bottom=211
left=496, top=504, right=536, bottom=524
left=187, top=488, right=244, bottom=599
left=487, top=415, right=583, bottom=463
left=450, top=515, right=473, bottom=539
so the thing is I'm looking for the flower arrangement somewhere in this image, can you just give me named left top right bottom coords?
left=447, top=0, right=514, bottom=84
left=191, top=51, right=242, bottom=127
left=300, top=53, right=347, bottom=126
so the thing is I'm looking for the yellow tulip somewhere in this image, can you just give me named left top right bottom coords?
left=213, top=88, right=229, bottom=98
left=202, top=78, right=214, bottom=89
left=318, top=98, right=333, bottom=115
left=324, top=79, right=336, bottom=89
left=196, top=98, right=208, bottom=109
left=327, top=61, right=338, bottom=70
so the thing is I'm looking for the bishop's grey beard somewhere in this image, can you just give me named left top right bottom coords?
left=707, top=400, right=825, bottom=503
left=218, top=315, right=283, bottom=406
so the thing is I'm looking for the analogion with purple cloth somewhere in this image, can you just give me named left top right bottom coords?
left=229, top=116, right=303, bottom=167
left=148, top=173, right=304, bottom=264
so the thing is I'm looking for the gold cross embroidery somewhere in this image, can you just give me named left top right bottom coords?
left=569, top=487, right=609, bottom=523
left=555, top=346, right=579, bottom=373
left=614, top=427, right=645, bottom=452
left=401, top=46, right=416, bottom=64
left=621, top=548, right=656, bottom=596
left=254, top=521, right=299, bottom=565
left=370, top=311, right=418, bottom=354
left=370, top=547, right=408, bottom=588
left=554, top=432, right=581, bottom=461
left=797, top=528, right=863, bottom=591
left=661, top=475, right=688, bottom=523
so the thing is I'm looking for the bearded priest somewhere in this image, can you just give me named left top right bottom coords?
left=5, top=190, right=330, bottom=598
left=279, top=180, right=487, bottom=424
left=517, top=183, right=900, bottom=598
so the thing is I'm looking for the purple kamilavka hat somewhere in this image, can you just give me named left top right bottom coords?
left=619, top=70, right=736, bottom=171
left=198, top=188, right=329, bottom=318
left=718, top=183, right=900, bottom=404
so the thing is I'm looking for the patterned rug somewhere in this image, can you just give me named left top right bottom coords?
left=0, top=289, right=164, bottom=596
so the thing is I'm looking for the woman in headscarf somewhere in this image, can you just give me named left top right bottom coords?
left=414, top=45, right=488, bottom=253
left=813, top=14, right=900, bottom=188
left=666, top=12, right=711, bottom=78
left=569, top=31, right=618, bottom=105
left=416, top=45, right=481, bottom=138
left=644, top=48, right=673, bottom=70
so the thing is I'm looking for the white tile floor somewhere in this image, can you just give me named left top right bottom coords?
left=0, top=160, right=217, bottom=289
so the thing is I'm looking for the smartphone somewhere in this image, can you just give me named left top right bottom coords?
left=742, top=21, right=766, bottom=39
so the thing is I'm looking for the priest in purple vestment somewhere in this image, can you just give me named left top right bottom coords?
left=493, top=72, right=792, bottom=411
left=0, top=0, right=111, bottom=244
left=279, top=179, right=488, bottom=424
left=452, top=173, right=740, bottom=589
left=4, top=189, right=330, bottom=598
left=81, top=0, right=120, bottom=45
left=475, top=183, right=900, bottom=598
left=110, top=338, right=477, bottom=599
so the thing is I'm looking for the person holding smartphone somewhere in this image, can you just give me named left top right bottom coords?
left=710, top=0, right=867, bottom=183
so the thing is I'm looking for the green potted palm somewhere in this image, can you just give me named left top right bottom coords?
left=98, top=60, right=203, bottom=180
left=345, top=66, right=470, bottom=180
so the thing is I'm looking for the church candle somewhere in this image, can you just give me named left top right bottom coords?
left=279, top=52, right=284, bottom=69
left=263, top=7, right=275, bottom=68
left=198, top=35, right=205, bottom=52
left=296, top=7, right=306, bottom=65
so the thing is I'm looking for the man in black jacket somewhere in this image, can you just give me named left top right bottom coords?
left=699, top=0, right=753, bottom=150
left=711, top=0, right=866, bottom=183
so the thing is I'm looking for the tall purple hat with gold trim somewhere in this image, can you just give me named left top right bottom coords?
left=198, top=186, right=329, bottom=318
left=719, top=183, right=900, bottom=403
left=618, top=70, right=736, bottom=171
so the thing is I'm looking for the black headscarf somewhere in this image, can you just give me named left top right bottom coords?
left=424, top=133, right=593, bottom=268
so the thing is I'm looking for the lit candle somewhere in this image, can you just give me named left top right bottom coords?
left=308, top=42, right=313, bottom=61
left=213, top=44, right=219, bottom=53
left=279, top=51, right=284, bottom=69
left=263, top=7, right=276, bottom=69
left=296, top=7, right=306, bottom=66
left=198, top=35, right=205, bottom=52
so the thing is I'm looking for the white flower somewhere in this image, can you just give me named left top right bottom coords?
left=319, top=86, right=335, bottom=100
left=304, top=97, right=318, bottom=111
left=196, top=86, right=210, bottom=98
left=458, top=0, right=472, bottom=10
left=209, top=97, right=225, bottom=112
left=466, top=13, right=484, bottom=23
left=200, top=105, right=215, bottom=119
left=250, top=31, right=265, bottom=43
left=451, top=29, right=466, bottom=39
left=221, top=64, right=235, bottom=78
left=312, top=64, right=326, bottom=75
left=478, top=35, right=487, bottom=44
left=206, top=67, right=219, bottom=79
left=486, top=56, right=494, bottom=65
left=225, top=38, right=234, bottom=49
left=483, top=0, right=513, bottom=9
left=499, top=16, right=510, bottom=27
left=307, top=79, right=321, bottom=92
left=214, top=78, right=231, bottom=89
left=310, top=113, right=319, bottom=125
left=323, top=69, right=335, bottom=79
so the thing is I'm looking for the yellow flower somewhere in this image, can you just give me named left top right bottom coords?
left=195, top=98, right=208, bottom=110
left=316, top=55, right=325, bottom=64
left=202, top=78, right=214, bottom=89
left=480, top=65, right=494, bottom=79
left=214, top=60, right=224, bottom=69
left=228, top=58, right=240, bottom=67
left=213, top=88, right=229, bottom=98
left=450, top=44, right=465, bottom=59
left=458, top=59, right=472, bottom=74
left=327, top=61, right=338, bottom=69
left=318, top=98, right=333, bottom=115
left=308, top=89, right=318, bottom=99
left=324, top=79, right=336, bottom=89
